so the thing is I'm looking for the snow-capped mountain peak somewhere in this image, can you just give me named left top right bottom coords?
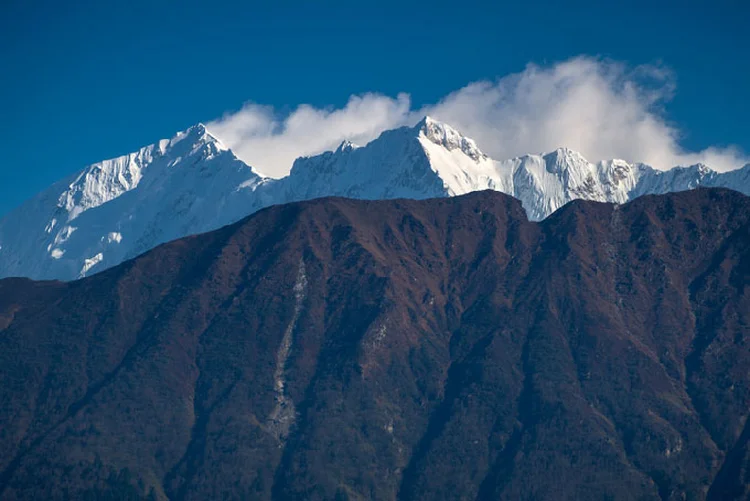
left=0, top=124, right=266, bottom=279
left=56, top=123, right=234, bottom=224
left=416, top=116, right=487, bottom=162
left=334, top=139, right=359, bottom=153
left=542, top=147, right=591, bottom=173
left=2, top=118, right=749, bottom=281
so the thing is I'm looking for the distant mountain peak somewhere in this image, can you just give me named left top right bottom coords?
left=694, top=163, right=713, bottom=174
left=541, top=147, right=591, bottom=174
left=334, top=139, right=358, bottom=153
left=56, top=124, right=242, bottom=224
left=2, top=118, right=750, bottom=281
left=542, top=146, right=589, bottom=162
left=415, top=116, right=487, bottom=162
left=189, top=122, right=207, bottom=133
left=170, top=122, right=229, bottom=155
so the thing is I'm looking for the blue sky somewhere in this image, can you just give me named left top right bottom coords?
left=1, top=0, right=748, bottom=215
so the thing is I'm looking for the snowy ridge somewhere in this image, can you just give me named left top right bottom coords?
left=0, top=124, right=268, bottom=280
left=1, top=117, right=749, bottom=280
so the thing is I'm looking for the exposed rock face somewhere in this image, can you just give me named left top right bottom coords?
left=0, top=188, right=748, bottom=500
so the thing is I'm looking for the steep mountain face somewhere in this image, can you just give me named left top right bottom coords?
left=278, top=117, right=505, bottom=202
left=2, top=117, right=749, bottom=280
left=0, top=124, right=270, bottom=280
left=0, top=189, right=748, bottom=500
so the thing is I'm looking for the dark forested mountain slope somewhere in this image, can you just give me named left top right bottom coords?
left=0, top=188, right=748, bottom=500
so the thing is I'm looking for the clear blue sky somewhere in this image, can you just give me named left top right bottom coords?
left=1, top=0, right=748, bottom=215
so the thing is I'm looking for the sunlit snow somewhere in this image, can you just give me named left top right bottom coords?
left=1, top=118, right=749, bottom=281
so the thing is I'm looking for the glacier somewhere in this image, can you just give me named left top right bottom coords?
left=1, top=116, right=749, bottom=281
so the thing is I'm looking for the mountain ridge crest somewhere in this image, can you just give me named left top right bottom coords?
left=2, top=117, right=749, bottom=280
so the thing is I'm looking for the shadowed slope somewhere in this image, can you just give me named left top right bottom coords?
left=0, top=189, right=748, bottom=500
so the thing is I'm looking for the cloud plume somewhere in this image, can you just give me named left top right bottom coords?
left=207, top=93, right=412, bottom=178
left=207, top=56, right=747, bottom=177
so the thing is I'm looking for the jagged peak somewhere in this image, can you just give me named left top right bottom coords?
left=414, top=116, right=487, bottom=162
left=414, top=115, right=438, bottom=128
left=196, top=122, right=227, bottom=145
left=52, top=122, right=252, bottom=223
left=189, top=122, right=207, bottom=134
left=168, top=122, right=228, bottom=153
left=414, top=115, right=460, bottom=139
left=542, top=147, right=588, bottom=162
left=335, top=139, right=358, bottom=153
left=667, top=162, right=717, bottom=175
left=538, top=147, right=592, bottom=175
left=694, top=163, right=713, bottom=174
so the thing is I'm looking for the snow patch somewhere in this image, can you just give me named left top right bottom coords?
left=79, top=253, right=104, bottom=278
left=266, top=259, right=308, bottom=443
left=385, top=420, right=394, bottom=434
left=48, top=225, right=77, bottom=252
left=45, top=219, right=57, bottom=234
left=374, top=324, right=387, bottom=342
left=106, top=232, right=122, bottom=244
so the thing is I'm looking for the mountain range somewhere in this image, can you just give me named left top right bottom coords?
left=0, top=189, right=748, bottom=500
left=1, top=117, right=749, bottom=281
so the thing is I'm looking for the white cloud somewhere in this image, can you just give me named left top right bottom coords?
left=206, top=93, right=412, bottom=178
left=207, top=56, right=747, bottom=177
